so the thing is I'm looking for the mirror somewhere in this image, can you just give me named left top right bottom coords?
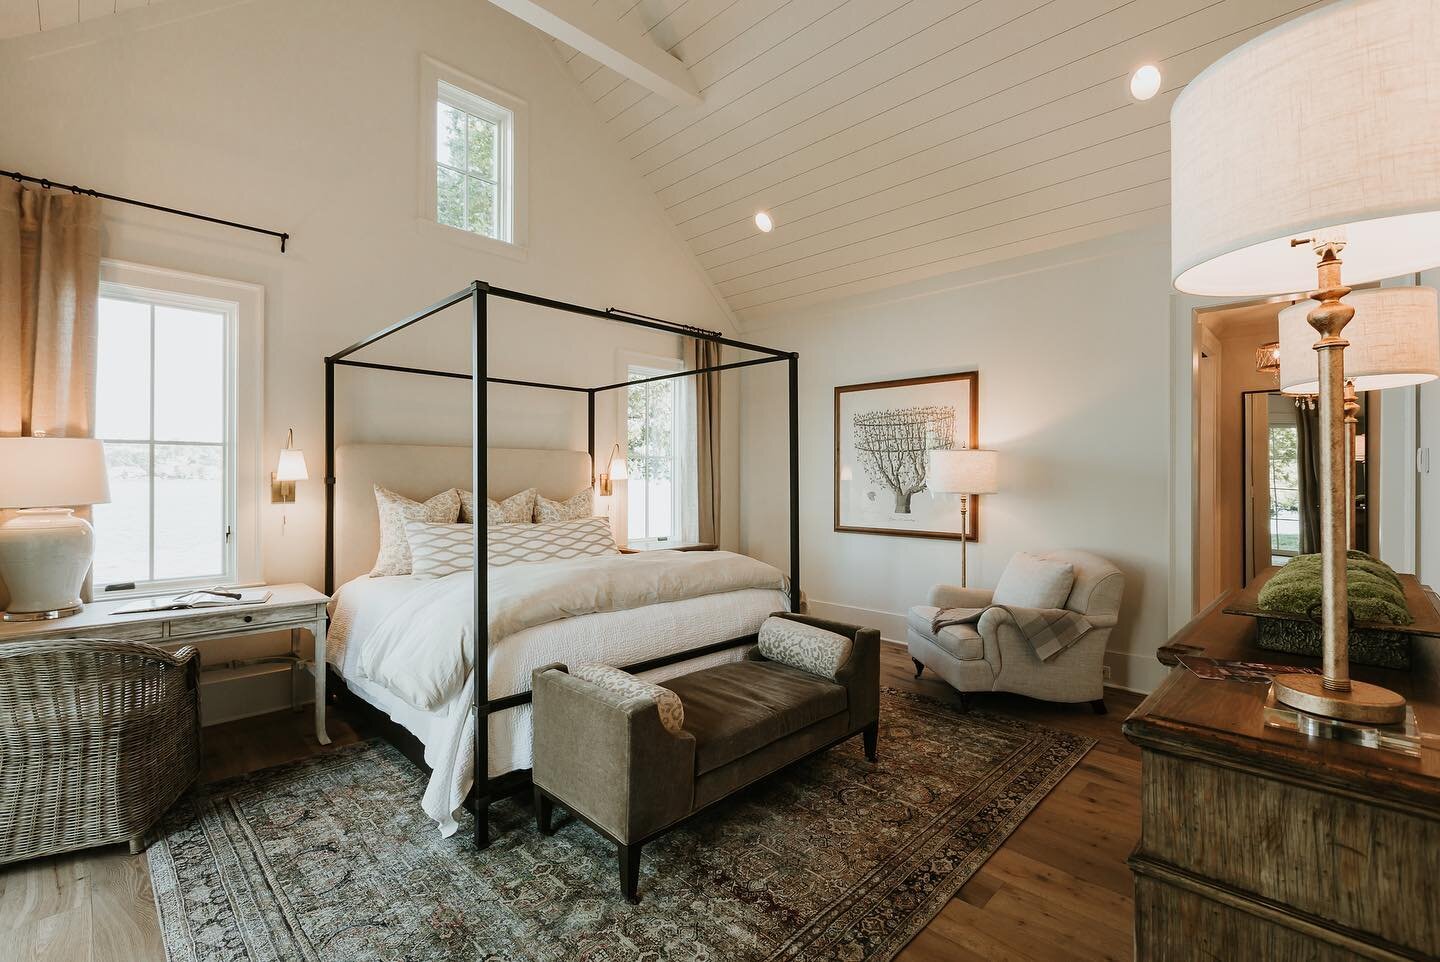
left=1241, top=390, right=1375, bottom=584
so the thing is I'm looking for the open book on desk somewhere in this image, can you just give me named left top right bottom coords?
left=112, top=588, right=273, bottom=615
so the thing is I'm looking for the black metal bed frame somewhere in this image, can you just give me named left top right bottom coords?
left=323, top=280, right=800, bottom=848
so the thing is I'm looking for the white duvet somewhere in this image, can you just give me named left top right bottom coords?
left=338, top=550, right=789, bottom=836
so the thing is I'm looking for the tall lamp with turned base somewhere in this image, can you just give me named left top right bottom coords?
left=0, top=437, right=112, bottom=622
left=927, top=449, right=998, bottom=588
left=1171, top=0, right=1440, bottom=726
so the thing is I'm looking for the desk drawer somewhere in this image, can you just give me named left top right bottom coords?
left=168, top=605, right=319, bottom=638
left=43, top=621, right=166, bottom=643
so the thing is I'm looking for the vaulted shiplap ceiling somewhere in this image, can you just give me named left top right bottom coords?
left=0, top=0, right=166, bottom=39
left=552, top=0, right=1332, bottom=324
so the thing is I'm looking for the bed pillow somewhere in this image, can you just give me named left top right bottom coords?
left=371, top=486, right=462, bottom=577
left=488, top=517, right=618, bottom=567
left=534, top=488, right=594, bottom=523
left=404, top=521, right=474, bottom=578
left=992, top=552, right=1075, bottom=610
left=757, top=616, right=853, bottom=679
left=570, top=663, right=685, bottom=735
left=471, top=487, right=536, bottom=526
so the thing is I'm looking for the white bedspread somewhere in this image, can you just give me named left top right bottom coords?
left=328, top=551, right=789, bottom=836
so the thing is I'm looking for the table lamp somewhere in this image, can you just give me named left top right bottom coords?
left=927, top=448, right=998, bottom=587
left=1171, top=0, right=1440, bottom=724
left=0, top=437, right=112, bottom=621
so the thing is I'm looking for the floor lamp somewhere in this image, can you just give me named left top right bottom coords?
left=928, top=449, right=998, bottom=588
left=1171, top=0, right=1440, bottom=725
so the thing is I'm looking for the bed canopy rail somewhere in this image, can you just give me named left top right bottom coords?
left=323, top=280, right=800, bottom=850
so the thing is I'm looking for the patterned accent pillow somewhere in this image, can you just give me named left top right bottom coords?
left=757, top=616, right=853, bottom=680
left=487, top=517, right=618, bottom=567
left=571, top=663, right=685, bottom=735
left=371, top=486, right=461, bottom=577
left=534, top=488, right=594, bottom=523
left=457, top=489, right=476, bottom=524
left=484, top=488, right=537, bottom=526
left=404, top=521, right=474, bottom=577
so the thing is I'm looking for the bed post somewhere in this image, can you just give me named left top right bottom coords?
left=324, top=357, right=336, bottom=596
left=587, top=390, right=596, bottom=484
left=788, top=352, right=801, bottom=613
left=472, top=280, right=491, bottom=849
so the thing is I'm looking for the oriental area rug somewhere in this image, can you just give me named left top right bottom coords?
left=148, top=688, right=1092, bottom=962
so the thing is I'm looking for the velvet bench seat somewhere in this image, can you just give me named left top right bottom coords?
left=530, top=612, right=881, bottom=903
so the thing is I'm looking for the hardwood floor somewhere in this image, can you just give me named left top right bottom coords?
left=0, top=641, right=1144, bottom=962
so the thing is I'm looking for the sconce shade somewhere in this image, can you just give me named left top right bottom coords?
left=928, top=449, right=998, bottom=495
left=608, top=458, right=627, bottom=481
left=275, top=448, right=309, bottom=482
left=1170, top=0, right=1440, bottom=296
left=0, top=438, right=111, bottom=508
left=1279, top=287, right=1440, bottom=394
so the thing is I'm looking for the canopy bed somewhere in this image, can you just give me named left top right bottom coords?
left=322, top=282, right=800, bottom=848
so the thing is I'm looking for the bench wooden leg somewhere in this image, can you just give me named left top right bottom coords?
left=862, top=721, right=878, bottom=762
left=619, top=842, right=642, bottom=904
left=912, top=658, right=924, bottom=679
left=535, top=788, right=555, bottom=836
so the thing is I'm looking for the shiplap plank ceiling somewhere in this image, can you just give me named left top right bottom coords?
left=551, top=0, right=1334, bottom=324
left=0, top=0, right=161, bottom=39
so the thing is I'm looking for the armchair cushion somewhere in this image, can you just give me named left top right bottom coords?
left=907, top=606, right=984, bottom=661
left=571, top=663, right=685, bottom=734
left=757, top=616, right=852, bottom=679
left=992, top=552, right=1075, bottom=609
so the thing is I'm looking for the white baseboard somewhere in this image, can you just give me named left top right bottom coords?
left=809, top=597, right=1165, bottom=695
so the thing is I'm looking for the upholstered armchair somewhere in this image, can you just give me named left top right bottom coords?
left=907, top=550, right=1124, bottom=713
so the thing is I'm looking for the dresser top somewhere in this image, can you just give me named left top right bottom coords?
left=0, top=583, right=328, bottom=642
left=1124, top=576, right=1440, bottom=810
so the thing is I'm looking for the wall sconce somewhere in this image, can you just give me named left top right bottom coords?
left=598, top=443, right=627, bottom=497
left=271, top=429, right=309, bottom=504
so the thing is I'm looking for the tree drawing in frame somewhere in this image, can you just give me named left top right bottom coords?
left=852, top=406, right=955, bottom=513
left=835, top=371, right=979, bottom=541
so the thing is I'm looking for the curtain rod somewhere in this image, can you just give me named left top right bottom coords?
left=3, top=168, right=290, bottom=252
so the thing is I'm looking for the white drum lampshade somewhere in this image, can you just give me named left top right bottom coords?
left=1279, top=287, right=1440, bottom=395
left=0, top=437, right=112, bottom=621
left=928, top=449, right=998, bottom=495
left=1170, top=0, right=1440, bottom=297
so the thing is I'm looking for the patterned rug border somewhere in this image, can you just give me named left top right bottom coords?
left=148, top=686, right=1096, bottom=962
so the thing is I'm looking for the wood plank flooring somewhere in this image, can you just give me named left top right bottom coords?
left=0, top=641, right=1144, bottom=962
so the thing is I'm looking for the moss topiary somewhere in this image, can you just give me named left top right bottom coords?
left=1258, top=551, right=1413, bottom=626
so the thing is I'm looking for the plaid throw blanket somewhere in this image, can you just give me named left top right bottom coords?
left=931, top=605, right=1093, bottom=662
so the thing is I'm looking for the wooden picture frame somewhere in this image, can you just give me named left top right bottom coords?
left=834, top=371, right=980, bottom=541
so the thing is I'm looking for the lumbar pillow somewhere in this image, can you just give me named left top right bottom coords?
left=570, top=663, right=685, bottom=734
left=534, top=488, right=594, bottom=523
left=404, top=521, right=473, bottom=578
left=487, top=517, right=618, bottom=567
left=757, top=616, right=852, bottom=679
left=992, top=552, right=1075, bottom=610
left=479, top=487, right=536, bottom=526
left=371, top=486, right=461, bottom=577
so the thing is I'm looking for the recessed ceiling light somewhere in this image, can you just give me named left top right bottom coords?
left=754, top=211, right=774, bottom=233
left=1130, top=64, right=1161, bottom=101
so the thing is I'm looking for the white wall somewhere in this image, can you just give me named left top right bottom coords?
left=738, top=226, right=1175, bottom=693
left=0, top=0, right=742, bottom=591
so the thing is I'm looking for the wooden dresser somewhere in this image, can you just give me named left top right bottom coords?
left=1123, top=581, right=1440, bottom=961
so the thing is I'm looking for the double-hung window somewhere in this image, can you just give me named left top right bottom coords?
left=422, top=58, right=526, bottom=254
left=91, top=263, right=261, bottom=594
left=624, top=357, right=689, bottom=548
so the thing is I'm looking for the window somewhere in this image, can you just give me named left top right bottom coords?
left=91, top=263, right=261, bottom=594
left=1268, top=423, right=1301, bottom=561
left=421, top=58, right=527, bottom=255
left=624, top=359, right=686, bottom=547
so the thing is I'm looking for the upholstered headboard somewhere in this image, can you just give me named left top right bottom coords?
left=332, top=444, right=593, bottom=588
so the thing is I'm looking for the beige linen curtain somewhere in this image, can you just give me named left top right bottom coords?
left=1, top=180, right=102, bottom=439
left=691, top=339, right=722, bottom=544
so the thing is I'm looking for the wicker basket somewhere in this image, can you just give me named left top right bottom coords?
left=0, top=638, right=201, bottom=864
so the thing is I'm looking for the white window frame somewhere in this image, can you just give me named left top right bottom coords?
left=95, top=260, right=263, bottom=597
left=418, top=56, right=529, bottom=260
left=618, top=351, right=685, bottom=549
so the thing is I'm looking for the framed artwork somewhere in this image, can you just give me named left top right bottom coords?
left=834, top=371, right=980, bottom=540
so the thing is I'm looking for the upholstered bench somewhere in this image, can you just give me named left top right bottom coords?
left=530, top=612, right=880, bottom=903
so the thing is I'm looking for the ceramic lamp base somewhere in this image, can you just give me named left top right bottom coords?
left=1271, top=673, right=1407, bottom=726
left=0, top=508, right=94, bottom=621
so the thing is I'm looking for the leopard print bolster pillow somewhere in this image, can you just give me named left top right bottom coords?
left=757, top=617, right=853, bottom=680
left=569, top=663, right=685, bottom=735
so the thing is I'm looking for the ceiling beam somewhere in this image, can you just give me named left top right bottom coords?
left=487, top=0, right=701, bottom=108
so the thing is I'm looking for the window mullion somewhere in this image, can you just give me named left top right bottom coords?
left=148, top=304, right=157, bottom=583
